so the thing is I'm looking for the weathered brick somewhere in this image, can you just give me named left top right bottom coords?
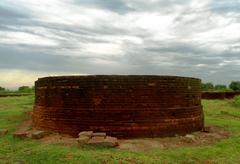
left=202, top=91, right=240, bottom=99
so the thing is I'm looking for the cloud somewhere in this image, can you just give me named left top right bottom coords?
left=210, top=0, right=240, bottom=14
left=74, top=0, right=134, bottom=14
left=0, top=0, right=240, bottom=88
left=0, top=5, right=27, bottom=18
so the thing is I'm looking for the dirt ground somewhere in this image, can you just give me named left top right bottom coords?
left=14, top=115, right=231, bottom=151
left=118, top=126, right=231, bottom=151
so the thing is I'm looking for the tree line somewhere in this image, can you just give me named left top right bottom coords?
left=0, top=86, right=34, bottom=93
left=202, top=81, right=240, bottom=92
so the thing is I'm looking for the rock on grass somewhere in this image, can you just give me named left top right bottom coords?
left=0, top=129, right=8, bottom=136
left=31, top=131, right=47, bottom=139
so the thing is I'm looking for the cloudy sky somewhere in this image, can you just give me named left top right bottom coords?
left=0, top=0, right=240, bottom=89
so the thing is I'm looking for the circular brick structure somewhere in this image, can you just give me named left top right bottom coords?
left=33, top=75, right=204, bottom=138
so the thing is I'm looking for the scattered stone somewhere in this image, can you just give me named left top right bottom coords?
left=87, top=136, right=119, bottom=147
left=14, top=160, right=25, bottom=164
left=76, top=136, right=90, bottom=146
left=174, top=134, right=180, bottom=137
left=202, top=126, right=212, bottom=133
left=31, top=131, right=47, bottom=139
left=92, top=132, right=106, bottom=138
left=0, top=129, right=8, bottom=136
left=103, top=136, right=119, bottom=147
left=182, top=137, right=194, bottom=143
left=91, top=136, right=105, bottom=140
left=185, top=134, right=195, bottom=140
left=13, top=132, right=28, bottom=139
left=87, top=136, right=105, bottom=145
left=78, top=131, right=93, bottom=138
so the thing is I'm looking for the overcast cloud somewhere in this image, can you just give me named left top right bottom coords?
left=0, top=0, right=239, bottom=89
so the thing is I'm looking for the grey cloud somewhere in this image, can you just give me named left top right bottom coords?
left=0, top=6, right=26, bottom=18
left=0, top=0, right=240, bottom=87
left=0, top=5, right=30, bottom=28
left=0, top=45, right=125, bottom=74
left=120, top=40, right=233, bottom=80
left=74, top=0, right=192, bottom=14
left=125, top=0, right=192, bottom=13
left=210, top=0, right=240, bottom=14
left=144, top=43, right=207, bottom=55
left=74, top=0, right=134, bottom=14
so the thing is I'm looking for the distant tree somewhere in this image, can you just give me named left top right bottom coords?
left=229, top=81, right=240, bottom=91
left=18, top=86, right=33, bottom=93
left=0, top=86, right=5, bottom=92
left=201, top=83, right=214, bottom=91
left=214, top=84, right=227, bottom=91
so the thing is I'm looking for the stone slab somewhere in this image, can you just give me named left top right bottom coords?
left=76, top=136, right=90, bottom=146
left=87, top=136, right=118, bottom=147
left=13, top=132, right=28, bottom=139
left=0, top=129, right=8, bottom=136
left=78, top=131, right=93, bottom=138
left=92, top=132, right=106, bottom=138
left=31, top=131, right=46, bottom=139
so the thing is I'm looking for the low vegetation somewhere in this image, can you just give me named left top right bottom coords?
left=0, top=86, right=34, bottom=97
left=233, top=96, right=240, bottom=108
left=0, top=96, right=240, bottom=163
left=201, top=81, right=240, bottom=92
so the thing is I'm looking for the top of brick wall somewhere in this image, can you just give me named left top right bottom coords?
left=37, top=75, right=201, bottom=81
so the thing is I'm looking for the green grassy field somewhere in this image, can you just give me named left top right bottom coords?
left=0, top=96, right=240, bottom=164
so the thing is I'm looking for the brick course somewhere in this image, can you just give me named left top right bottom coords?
left=202, top=91, right=240, bottom=99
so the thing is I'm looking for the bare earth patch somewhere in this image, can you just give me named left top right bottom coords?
left=40, top=133, right=77, bottom=146
left=118, top=126, right=231, bottom=151
left=14, top=115, right=231, bottom=151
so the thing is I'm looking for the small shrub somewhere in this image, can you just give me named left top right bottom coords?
left=214, top=84, right=227, bottom=91
left=201, top=83, right=214, bottom=91
left=233, top=96, right=240, bottom=107
left=0, top=86, right=5, bottom=92
left=18, top=86, right=33, bottom=93
left=229, top=81, right=240, bottom=91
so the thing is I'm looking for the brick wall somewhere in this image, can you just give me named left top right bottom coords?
left=33, top=75, right=204, bottom=138
left=202, top=91, right=240, bottom=99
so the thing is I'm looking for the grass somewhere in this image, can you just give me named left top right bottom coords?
left=233, top=96, right=240, bottom=108
left=0, top=96, right=240, bottom=164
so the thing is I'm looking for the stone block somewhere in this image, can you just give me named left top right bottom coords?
left=13, top=132, right=28, bottom=139
left=202, top=126, right=212, bottom=133
left=185, top=134, right=195, bottom=140
left=78, top=131, right=93, bottom=138
left=0, top=129, right=8, bottom=136
left=31, top=131, right=46, bottom=139
left=76, top=136, right=90, bottom=146
left=104, top=136, right=119, bottom=147
left=92, top=132, right=106, bottom=138
left=87, top=136, right=118, bottom=147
